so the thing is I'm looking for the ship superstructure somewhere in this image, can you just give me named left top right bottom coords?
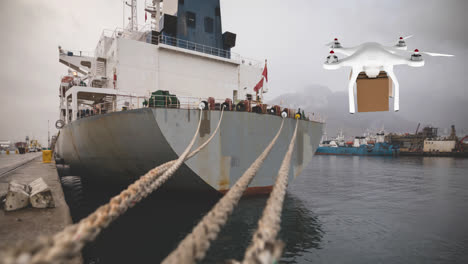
left=58, top=0, right=263, bottom=124
left=55, top=0, right=324, bottom=195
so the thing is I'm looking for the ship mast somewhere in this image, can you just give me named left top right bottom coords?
left=154, top=0, right=161, bottom=32
left=125, top=0, right=138, bottom=31
left=145, top=0, right=162, bottom=31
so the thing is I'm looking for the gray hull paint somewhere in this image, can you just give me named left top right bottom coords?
left=56, top=108, right=323, bottom=194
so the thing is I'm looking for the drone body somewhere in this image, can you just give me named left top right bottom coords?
left=323, top=37, right=453, bottom=113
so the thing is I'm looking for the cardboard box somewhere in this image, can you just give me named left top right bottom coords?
left=354, top=71, right=392, bottom=112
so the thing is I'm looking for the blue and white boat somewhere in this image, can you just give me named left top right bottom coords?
left=316, top=132, right=399, bottom=156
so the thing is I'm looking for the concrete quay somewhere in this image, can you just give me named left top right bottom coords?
left=0, top=152, right=42, bottom=176
left=0, top=154, right=80, bottom=262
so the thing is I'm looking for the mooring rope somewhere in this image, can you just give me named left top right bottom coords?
left=154, top=106, right=226, bottom=171
left=162, top=118, right=285, bottom=264
left=240, top=119, right=299, bottom=264
left=1, top=109, right=227, bottom=264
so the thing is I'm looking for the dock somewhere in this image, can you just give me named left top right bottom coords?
left=0, top=153, right=79, bottom=262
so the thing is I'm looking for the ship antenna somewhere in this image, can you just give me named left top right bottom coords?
left=154, top=0, right=161, bottom=32
left=146, top=0, right=162, bottom=31
left=125, top=0, right=138, bottom=31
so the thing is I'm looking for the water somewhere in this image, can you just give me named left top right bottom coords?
left=82, top=156, right=468, bottom=263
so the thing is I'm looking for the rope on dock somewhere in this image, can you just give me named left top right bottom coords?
left=162, top=118, right=285, bottom=264
left=1, top=109, right=227, bottom=264
left=240, top=119, right=299, bottom=264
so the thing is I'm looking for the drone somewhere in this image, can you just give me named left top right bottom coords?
left=323, top=36, right=454, bottom=113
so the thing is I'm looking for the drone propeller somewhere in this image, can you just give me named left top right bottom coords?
left=325, top=38, right=342, bottom=48
left=420, top=51, right=454, bottom=57
left=411, top=49, right=454, bottom=57
left=400, top=35, right=413, bottom=40
left=392, top=35, right=413, bottom=48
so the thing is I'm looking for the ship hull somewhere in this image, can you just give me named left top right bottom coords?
left=55, top=108, right=323, bottom=194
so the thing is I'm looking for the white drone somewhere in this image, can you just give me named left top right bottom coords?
left=323, top=36, right=454, bottom=113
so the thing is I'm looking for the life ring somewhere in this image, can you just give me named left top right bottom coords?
left=295, top=113, right=302, bottom=119
left=269, top=107, right=276, bottom=115
left=55, top=119, right=65, bottom=129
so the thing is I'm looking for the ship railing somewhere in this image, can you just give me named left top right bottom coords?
left=142, top=95, right=326, bottom=123
left=102, top=24, right=157, bottom=42
left=60, top=49, right=94, bottom=57
left=157, top=35, right=263, bottom=67
left=158, top=35, right=237, bottom=60
left=99, top=28, right=263, bottom=67
left=73, top=94, right=326, bottom=123
left=101, top=28, right=138, bottom=40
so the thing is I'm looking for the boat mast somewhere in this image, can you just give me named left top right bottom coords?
left=125, top=0, right=138, bottom=31
left=145, top=0, right=162, bottom=31
left=154, top=0, right=161, bottom=32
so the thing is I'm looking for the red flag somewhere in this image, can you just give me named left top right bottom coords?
left=145, top=12, right=147, bottom=22
left=262, top=60, right=268, bottom=82
left=254, top=78, right=264, bottom=92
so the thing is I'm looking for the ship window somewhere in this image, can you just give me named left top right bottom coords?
left=204, top=17, right=213, bottom=33
left=179, top=0, right=184, bottom=5
left=186, top=11, right=196, bottom=28
left=215, top=7, right=220, bottom=16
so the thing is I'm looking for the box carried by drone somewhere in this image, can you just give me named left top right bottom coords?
left=354, top=71, right=393, bottom=112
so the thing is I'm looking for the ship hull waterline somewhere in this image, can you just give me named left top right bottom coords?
left=55, top=108, right=324, bottom=195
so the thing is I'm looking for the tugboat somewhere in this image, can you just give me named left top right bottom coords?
left=54, top=0, right=324, bottom=195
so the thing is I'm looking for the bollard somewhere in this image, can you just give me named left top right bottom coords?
left=42, top=150, right=52, bottom=163
left=6, top=150, right=9, bottom=155
left=15, top=149, right=18, bottom=154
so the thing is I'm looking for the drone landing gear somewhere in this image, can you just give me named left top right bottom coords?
left=384, top=66, right=399, bottom=112
left=348, top=69, right=360, bottom=114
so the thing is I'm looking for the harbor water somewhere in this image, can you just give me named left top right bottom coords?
left=82, top=156, right=468, bottom=264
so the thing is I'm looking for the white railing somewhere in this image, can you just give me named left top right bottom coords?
left=157, top=35, right=263, bottom=67
left=73, top=94, right=325, bottom=123
left=60, top=49, right=94, bottom=57
left=158, top=35, right=237, bottom=60
left=98, top=27, right=263, bottom=67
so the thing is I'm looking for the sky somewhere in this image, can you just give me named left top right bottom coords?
left=0, top=0, right=467, bottom=145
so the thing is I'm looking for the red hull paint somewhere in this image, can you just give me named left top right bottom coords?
left=219, top=186, right=273, bottom=196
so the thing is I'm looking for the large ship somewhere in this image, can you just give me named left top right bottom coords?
left=54, top=0, right=324, bottom=195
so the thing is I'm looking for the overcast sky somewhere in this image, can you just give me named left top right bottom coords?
left=1, top=0, right=467, bottom=145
